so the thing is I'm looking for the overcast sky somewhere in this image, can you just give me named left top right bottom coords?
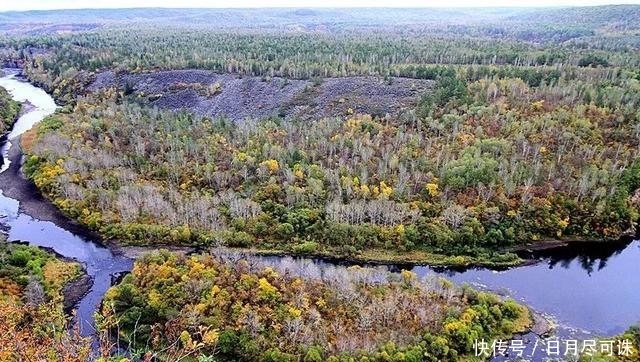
left=1, top=0, right=639, bottom=12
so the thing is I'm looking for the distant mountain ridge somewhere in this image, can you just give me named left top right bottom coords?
left=0, top=7, right=570, bottom=26
left=1, top=6, right=639, bottom=41
left=507, top=4, right=640, bottom=28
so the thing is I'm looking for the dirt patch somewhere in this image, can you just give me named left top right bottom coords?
left=89, top=69, right=433, bottom=121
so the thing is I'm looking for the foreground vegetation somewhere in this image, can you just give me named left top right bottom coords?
left=101, top=249, right=531, bottom=362
left=0, top=239, right=91, bottom=361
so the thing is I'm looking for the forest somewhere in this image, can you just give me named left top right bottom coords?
left=1, top=6, right=639, bottom=267
left=1, top=4, right=640, bottom=362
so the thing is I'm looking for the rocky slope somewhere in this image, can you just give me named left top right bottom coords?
left=89, top=69, right=433, bottom=121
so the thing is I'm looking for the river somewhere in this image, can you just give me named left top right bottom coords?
left=0, top=70, right=133, bottom=340
left=0, top=69, right=638, bottom=361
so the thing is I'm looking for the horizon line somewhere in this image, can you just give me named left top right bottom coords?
left=2, top=3, right=639, bottom=12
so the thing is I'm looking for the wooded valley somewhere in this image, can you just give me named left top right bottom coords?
left=1, top=5, right=640, bottom=362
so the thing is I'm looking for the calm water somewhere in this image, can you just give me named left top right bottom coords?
left=435, top=240, right=640, bottom=336
left=275, top=239, right=640, bottom=335
left=0, top=69, right=638, bottom=360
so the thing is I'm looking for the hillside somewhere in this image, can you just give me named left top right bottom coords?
left=0, top=7, right=529, bottom=27
left=508, top=4, right=640, bottom=29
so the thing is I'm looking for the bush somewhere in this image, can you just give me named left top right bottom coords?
left=261, top=348, right=296, bottom=362
left=578, top=53, right=609, bottom=68
left=9, top=249, right=33, bottom=267
left=303, top=346, right=324, bottom=362
left=37, top=116, right=64, bottom=134
left=225, top=231, right=254, bottom=247
left=293, top=241, right=319, bottom=254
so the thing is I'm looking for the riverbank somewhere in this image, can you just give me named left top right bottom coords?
left=6, top=240, right=94, bottom=310
left=0, top=134, right=114, bottom=251
left=0, top=73, right=134, bottom=342
left=224, top=245, right=531, bottom=268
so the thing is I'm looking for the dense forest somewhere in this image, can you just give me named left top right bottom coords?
left=1, top=6, right=638, bottom=267
left=1, top=4, right=640, bottom=362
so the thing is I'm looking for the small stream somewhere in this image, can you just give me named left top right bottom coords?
left=0, top=69, right=638, bottom=361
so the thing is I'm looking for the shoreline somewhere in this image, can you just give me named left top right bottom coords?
left=7, top=239, right=94, bottom=311
left=0, top=134, right=120, bottom=251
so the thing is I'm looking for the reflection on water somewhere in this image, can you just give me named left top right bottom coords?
left=261, top=238, right=640, bottom=336
left=530, top=240, right=632, bottom=275
left=262, top=240, right=639, bottom=361
left=411, top=240, right=640, bottom=336
left=437, top=240, right=640, bottom=361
